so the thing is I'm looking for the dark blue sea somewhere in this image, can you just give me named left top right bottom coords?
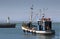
left=0, top=22, right=60, bottom=39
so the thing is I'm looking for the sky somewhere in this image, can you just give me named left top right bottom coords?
left=0, top=0, right=60, bottom=22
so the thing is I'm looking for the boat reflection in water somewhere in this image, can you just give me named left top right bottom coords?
left=23, top=32, right=55, bottom=39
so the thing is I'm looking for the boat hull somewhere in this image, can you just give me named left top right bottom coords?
left=22, top=26, right=55, bottom=35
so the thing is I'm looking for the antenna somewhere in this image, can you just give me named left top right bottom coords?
left=39, top=9, right=42, bottom=19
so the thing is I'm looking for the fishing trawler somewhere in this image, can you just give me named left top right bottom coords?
left=21, top=6, right=55, bottom=35
left=22, top=17, right=55, bottom=35
left=0, top=17, right=16, bottom=28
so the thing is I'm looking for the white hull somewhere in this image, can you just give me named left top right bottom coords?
left=22, top=26, right=55, bottom=35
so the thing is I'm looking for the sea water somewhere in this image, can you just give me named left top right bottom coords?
left=0, top=22, right=59, bottom=39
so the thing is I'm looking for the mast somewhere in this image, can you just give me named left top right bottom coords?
left=42, top=8, right=48, bottom=17
left=30, top=5, right=33, bottom=22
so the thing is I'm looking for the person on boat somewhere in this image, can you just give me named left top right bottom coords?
left=45, top=18, right=52, bottom=30
left=41, top=16, right=46, bottom=30
left=38, top=19, right=43, bottom=30
left=45, top=18, right=48, bottom=30
left=47, top=18, right=52, bottom=30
